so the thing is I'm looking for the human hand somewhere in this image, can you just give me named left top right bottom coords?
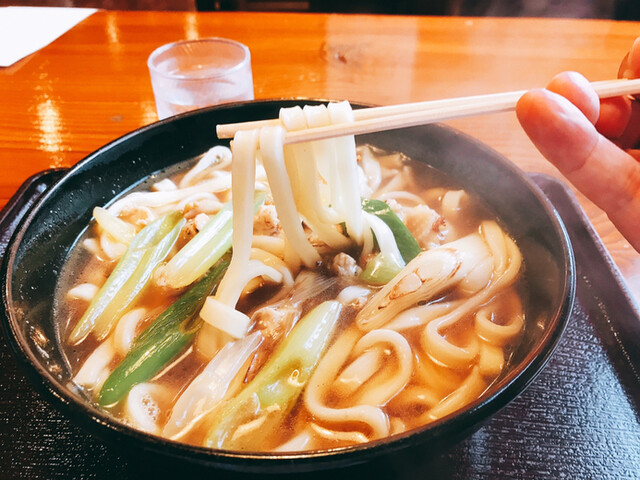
left=516, top=37, right=640, bottom=251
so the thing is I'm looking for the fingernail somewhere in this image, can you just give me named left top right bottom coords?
left=629, top=37, right=640, bottom=76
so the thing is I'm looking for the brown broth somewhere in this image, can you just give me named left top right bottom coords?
left=56, top=146, right=527, bottom=452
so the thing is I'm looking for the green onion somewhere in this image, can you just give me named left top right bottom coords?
left=69, top=211, right=185, bottom=344
left=93, top=207, right=136, bottom=244
left=97, top=257, right=230, bottom=406
left=162, top=194, right=265, bottom=288
left=359, top=252, right=404, bottom=285
left=361, top=198, right=421, bottom=263
left=203, top=300, right=342, bottom=450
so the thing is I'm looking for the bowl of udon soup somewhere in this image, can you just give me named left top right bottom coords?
left=1, top=99, right=574, bottom=473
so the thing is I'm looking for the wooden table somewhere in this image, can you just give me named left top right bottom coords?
left=1, top=11, right=640, bottom=479
left=2, top=11, right=640, bottom=293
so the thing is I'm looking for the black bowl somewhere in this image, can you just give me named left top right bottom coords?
left=0, top=100, right=575, bottom=474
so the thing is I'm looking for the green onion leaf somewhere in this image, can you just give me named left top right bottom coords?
left=162, top=194, right=265, bottom=288
left=203, top=300, right=342, bottom=450
left=69, top=211, right=185, bottom=344
left=97, top=257, right=230, bottom=406
left=361, top=198, right=421, bottom=263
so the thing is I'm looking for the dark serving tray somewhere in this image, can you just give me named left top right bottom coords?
left=0, top=170, right=638, bottom=479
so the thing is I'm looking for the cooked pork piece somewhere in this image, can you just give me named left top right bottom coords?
left=254, top=204, right=281, bottom=236
left=330, top=252, right=362, bottom=278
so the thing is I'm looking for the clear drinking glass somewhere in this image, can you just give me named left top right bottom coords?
left=148, top=38, right=254, bottom=119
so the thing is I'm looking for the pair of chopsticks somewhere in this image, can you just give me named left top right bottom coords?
left=216, top=78, right=640, bottom=145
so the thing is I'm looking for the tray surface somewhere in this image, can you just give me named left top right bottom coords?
left=0, top=171, right=638, bottom=479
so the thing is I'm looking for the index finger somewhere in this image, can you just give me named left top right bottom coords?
left=599, top=37, right=640, bottom=143
left=517, top=88, right=640, bottom=250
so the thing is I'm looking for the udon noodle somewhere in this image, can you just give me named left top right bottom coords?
left=58, top=102, right=525, bottom=452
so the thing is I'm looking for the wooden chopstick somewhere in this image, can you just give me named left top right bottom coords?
left=216, top=78, right=640, bottom=145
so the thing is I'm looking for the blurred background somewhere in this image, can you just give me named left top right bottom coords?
left=0, top=0, right=639, bottom=19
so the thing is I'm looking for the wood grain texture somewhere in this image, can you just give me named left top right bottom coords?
left=1, top=11, right=640, bottom=290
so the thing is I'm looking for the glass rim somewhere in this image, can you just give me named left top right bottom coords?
left=147, top=37, right=251, bottom=81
